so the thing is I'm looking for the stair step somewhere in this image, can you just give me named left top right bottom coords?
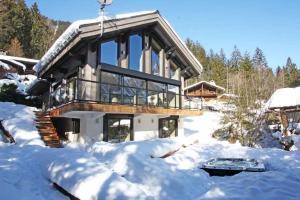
left=37, top=128, right=56, bottom=132
left=35, top=112, right=62, bottom=148
left=35, top=117, right=52, bottom=120
left=42, top=136, right=60, bottom=140
left=47, top=144, right=63, bottom=148
left=35, top=120, right=52, bottom=123
left=45, top=140, right=61, bottom=145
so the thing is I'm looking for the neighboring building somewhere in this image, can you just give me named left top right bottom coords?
left=0, top=55, right=38, bottom=78
left=184, top=80, right=225, bottom=99
left=27, top=11, right=202, bottom=145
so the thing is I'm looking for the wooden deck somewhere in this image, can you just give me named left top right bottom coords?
left=49, top=102, right=202, bottom=117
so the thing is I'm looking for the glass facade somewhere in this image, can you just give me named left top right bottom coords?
left=129, top=34, right=143, bottom=72
left=100, top=40, right=118, bottom=66
left=159, top=117, right=178, bottom=138
left=151, top=48, right=160, bottom=76
left=107, top=117, right=132, bottom=143
left=101, top=72, right=122, bottom=103
left=169, top=61, right=180, bottom=80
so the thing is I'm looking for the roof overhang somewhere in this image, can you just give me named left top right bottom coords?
left=35, top=11, right=202, bottom=78
left=184, top=81, right=225, bottom=92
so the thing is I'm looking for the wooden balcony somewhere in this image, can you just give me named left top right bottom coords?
left=186, top=90, right=217, bottom=98
left=49, top=102, right=202, bottom=117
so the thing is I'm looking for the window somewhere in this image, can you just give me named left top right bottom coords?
left=101, top=72, right=122, bottom=103
left=151, top=48, right=160, bottom=76
left=129, top=34, right=143, bottom=72
left=169, top=61, right=179, bottom=80
left=151, top=37, right=163, bottom=76
left=104, top=114, right=133, bottom=143
left=168, top=85, right=180, bottom=108
left=123, top=76, right=146, bottom=105
left=100, top=40, right=118, bottom=66
left=148, top=81, right=166, bottom=106
left=159, top=116, right=178, bottom=138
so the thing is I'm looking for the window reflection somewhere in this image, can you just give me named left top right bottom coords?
left=107, top=118, right=132, bottom=143
left=129, top=34, right=143, bottom=72
left=100, top=40, right=118, bottom=66
left=151, top=49, right=160, bottom=76
left=169, top=61, right=179, bottom=80
left=159, top=117, right=178, bottom=138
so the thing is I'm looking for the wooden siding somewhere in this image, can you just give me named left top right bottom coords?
left=49, top=102, right=202, bottom=117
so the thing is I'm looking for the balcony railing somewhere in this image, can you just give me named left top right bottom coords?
left=49, top=78, right=200, bottom=110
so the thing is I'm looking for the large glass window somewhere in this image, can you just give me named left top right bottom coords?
left=105, top=115, right=133, bottom=143
left=100, top=40, right=118, bottom=66
left=101, top=72, right=122, bottom=103
left=129, top=34, right=143, bottom=72
left=151, top=48, right=160, bottom=76
left=168, top=85, right=180, bottom=108
left=123, top=76, right=146, bottom=105
left=159, top=117, right=178, bottom=138
left=169, top=61, right=180, bottom=80
left=148, top=81, right=166, bottom=106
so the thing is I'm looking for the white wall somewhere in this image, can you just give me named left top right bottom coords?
left=78, top=113, right=104, bottom=144
left=133, top=114, right=159, bottom=141
left=178, top=116, right=184, bottom=138
left=65, top=111, right=184, bottom=144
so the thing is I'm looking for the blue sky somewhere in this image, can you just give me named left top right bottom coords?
left=25, top=0, right=300, bottom=69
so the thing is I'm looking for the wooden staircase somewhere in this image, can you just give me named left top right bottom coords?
left=35, top=111, right=62, bottom=148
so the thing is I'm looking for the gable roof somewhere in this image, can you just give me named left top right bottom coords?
left=184, top=80, right=225, bottom=92
left=34, top=10, right=202, bottom=77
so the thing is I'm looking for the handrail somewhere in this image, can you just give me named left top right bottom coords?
left=49, top=77, right=200, bottom=110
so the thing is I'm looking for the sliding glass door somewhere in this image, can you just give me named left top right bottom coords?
left=104, top=114, right=133, bottom=143
left=159, top=116, right=178, bottom=138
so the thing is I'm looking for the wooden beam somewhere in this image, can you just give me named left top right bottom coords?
left=49, top=102, right=202, bottom=117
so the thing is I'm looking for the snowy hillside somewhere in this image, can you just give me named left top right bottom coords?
left=1, top=103, right=300, bottom=200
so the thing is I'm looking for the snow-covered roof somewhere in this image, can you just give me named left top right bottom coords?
left=184, top=80, right=225, bottom=92
left=266, top=87, right=300, bottom=109
left=0, top=55, right=28, bottom=71
left=0, top=61, right=10, bottom=70
left=34, top=10, right=202, bottom=76
left=0, top=55, right=38, bottom=64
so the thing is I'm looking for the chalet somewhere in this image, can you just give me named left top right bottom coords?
left=266, top=87, right=300, bottom=136
left=27, top=11, right=202, bottom=146
left=184, top=80, right=225, bottom=99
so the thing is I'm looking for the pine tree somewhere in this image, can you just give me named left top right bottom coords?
left=285, top=57, right=300, bottom=87
left=7, top=37, right=24, bottom=56
left=0, top=0, right=31, bottom=56
left=30, top=2, right=50, bottom=58
left=229, top=45, right=242, bottom=71
left=252, top=48, right=268, bottom=69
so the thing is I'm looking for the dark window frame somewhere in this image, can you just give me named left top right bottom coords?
left=128, top=33, right=144, bottom=72
left=98, top=38, right=120, bottom=66
left=103, top=114, right=134, bottom=142
left=158, top=116, right=179, bottom=138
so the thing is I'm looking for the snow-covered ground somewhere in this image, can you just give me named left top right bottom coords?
left=1, top=103, right=300, bottom=200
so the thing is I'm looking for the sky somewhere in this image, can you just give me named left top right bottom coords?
left=25, top=0, right=300, bottom=70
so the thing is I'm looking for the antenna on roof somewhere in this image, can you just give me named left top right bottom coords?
left=97, top=0, right=113, bottom=36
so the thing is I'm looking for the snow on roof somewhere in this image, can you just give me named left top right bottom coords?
left=266, top=87, right=300, bottom=109
left=0, top=55, right=38, bottom=64
left=184, top=80, right=225, bottom=91
left=34, top=10, right=202, bottom=75
left=0, top=61, right=10, bottom=70
left=0, top=55, right=26, bottom=71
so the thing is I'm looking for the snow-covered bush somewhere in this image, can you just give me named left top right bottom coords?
left=0, top=83, right=41, bottom=107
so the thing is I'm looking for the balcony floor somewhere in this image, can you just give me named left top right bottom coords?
left=49, top=102, right=202, bottom=117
